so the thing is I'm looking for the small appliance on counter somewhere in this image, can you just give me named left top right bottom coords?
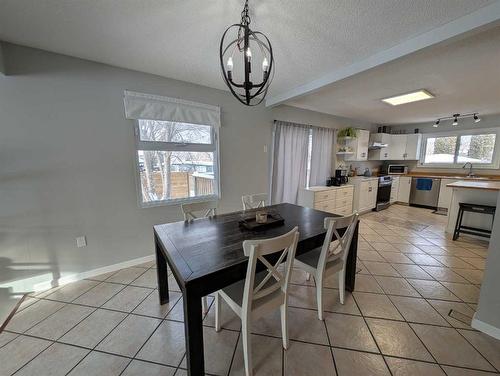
left=382, top=164, right=408, bottom=175
left=335, top=169, right=349, bottom=185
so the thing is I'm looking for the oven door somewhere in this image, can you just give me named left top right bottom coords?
left=377, top=184, right=392, bottom=203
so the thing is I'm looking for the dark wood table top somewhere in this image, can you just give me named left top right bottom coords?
left=154, top=203, right=336, bottom=285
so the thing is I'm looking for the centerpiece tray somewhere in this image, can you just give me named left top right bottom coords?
left=239, top=212, right=285, bottom=231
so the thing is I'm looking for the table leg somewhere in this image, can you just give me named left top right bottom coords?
left=345, top=221, right=359, bottom=292
left=183, top=288, right=205, bottom=376
left=155, top=235, right=170, bottom=305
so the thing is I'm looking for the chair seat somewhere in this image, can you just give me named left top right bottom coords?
left=221, top=270, right=282, bottom=309
left=295, top=241, right=342, bottom=269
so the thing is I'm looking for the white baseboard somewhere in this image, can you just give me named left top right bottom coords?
left=34, top=254, right=155, bottom=292
left=472, top=313, right=500, bottom=340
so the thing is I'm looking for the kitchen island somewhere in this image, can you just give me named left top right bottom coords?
left=445, top=180, right=500, bottom=235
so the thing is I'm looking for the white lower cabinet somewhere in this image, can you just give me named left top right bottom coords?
left=437, top=179, right=460, bottom=211
left=298, top=185, right=354, bottom=216
left=397, top=176, right=412, bottom=204
left=351, top=177, right=378, bottom=213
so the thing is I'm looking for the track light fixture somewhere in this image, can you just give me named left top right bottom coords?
left=432, top=113, right=480, bottom=128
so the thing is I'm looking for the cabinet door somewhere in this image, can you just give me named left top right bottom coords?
left=437, top=179, right=459, bottom=210
left=368, top=181, right=378, bottom=208
left=390, top=135, right=407, bottom=160
left=358, top=181, right=370, bottom=211
left=356, top=130, right=369, bottom=161
left=404, top=134, right=422, bottom=160
left=397, top=177, right=411, bottom=203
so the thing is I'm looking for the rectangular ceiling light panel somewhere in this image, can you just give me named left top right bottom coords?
left=381, top=90, right=434, bottom=106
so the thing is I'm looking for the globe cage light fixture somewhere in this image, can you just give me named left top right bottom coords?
left=220, top=0, right=275, bottom=106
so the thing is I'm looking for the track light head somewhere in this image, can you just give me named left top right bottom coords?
left=433, top=119, right=440, bottom=128
left=452, top=113, right=459, bottom=126
left=474, top=114, right=481, bottom=123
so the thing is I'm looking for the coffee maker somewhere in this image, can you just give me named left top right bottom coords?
left=335, top=169, right=349, bottom=185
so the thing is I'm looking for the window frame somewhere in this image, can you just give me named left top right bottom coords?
left=133, top=120, right=221, bottom=208
left=419, top=127, right=500, bottom=169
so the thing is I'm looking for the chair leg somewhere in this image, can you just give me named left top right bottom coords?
left=214, top=293, right=221, bottom=332
left=316, top=276, right=324, bottom=321
left=202, top=296, right=209, bottom=314
left=242, top=320, right=253, bottom=376
left=338, top=271, right=345, bottom=305
left=280, top=303, right=289, bottom=350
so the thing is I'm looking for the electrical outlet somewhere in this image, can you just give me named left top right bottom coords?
left=263, top=144, right=268, bottom=153
left=76, top=236, right=87, bottom=248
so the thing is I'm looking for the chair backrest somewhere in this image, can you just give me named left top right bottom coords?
left=242, top=193, right=268, bottom=210
left=317, top=212, right=359, bottom=271
left=241, top=227, right=299, bottom=311
left=181, top=201, right=217, bottom=221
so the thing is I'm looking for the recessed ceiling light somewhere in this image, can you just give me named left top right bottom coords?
left=381, top=90, right=434, bottom=106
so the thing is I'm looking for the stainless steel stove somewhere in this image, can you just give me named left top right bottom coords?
left=375, top=175, right=393, bottom=211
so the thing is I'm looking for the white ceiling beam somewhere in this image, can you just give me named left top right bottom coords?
left=266, top=1, right=500, bottom=107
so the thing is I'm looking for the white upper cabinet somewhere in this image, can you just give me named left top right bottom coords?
left=368, top=133, right=422, bottom=161
left=404, top=134, right=422, bottom=160
left=343, top=130, right=370, bottom=161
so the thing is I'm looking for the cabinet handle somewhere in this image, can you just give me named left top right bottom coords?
left=368, top=187, right=372, bottom=192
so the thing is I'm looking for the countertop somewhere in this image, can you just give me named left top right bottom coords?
left=400, top=173, right=500, bottom=181
left=446, top=180, right=500, bottom=191
left=305, top=185, right=354, bottom=191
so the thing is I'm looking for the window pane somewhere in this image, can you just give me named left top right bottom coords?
left=458, top=134, right=496, bottom=164
left=424, top=136, right=457, bottom=163
left=138, top=150, right=215, bottom=203
left=138, top=119, right=212, bottom=144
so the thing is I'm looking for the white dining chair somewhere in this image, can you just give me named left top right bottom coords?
left=181, top=200, right=218, bottom=313
left=241, top=193, right=268, bottom=210
left=294, top=212, right=358, bottom=320
left=215, top=227, right=299, bottom=376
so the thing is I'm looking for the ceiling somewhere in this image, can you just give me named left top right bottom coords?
left=0, top=0, right=498, bottom=124
left=287, top=25, right=500, bottom=124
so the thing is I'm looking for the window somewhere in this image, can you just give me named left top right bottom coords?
left=135, top=119, right=220, bottom=206
left=420, top=129, right=499, bottom=168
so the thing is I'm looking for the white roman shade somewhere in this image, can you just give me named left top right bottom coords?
left=123, top=90, right=221, bottom=127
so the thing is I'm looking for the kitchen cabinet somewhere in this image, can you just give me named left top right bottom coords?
left=404, top=134, right=422, bottom=160
left=351, top=177, right=378, bottom=213
left=397, top=176, right=412, bottom=204
left=390, top=177, right=400, bottom=203
left=368, top=133, right=422, bottom=161
left=368, top=133, right=392, bottom=160
left=298, top=185, right=354, bottom=216
left=343, top=129, right=370, bottom=161
left=437, top=178, right=460, bottom=211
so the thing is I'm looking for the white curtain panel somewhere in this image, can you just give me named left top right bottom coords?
left=271, top=121, right=310, bottom=204
left=309, top=126, right=335, bottom=186
left=123, top=90, right=221, bottom=127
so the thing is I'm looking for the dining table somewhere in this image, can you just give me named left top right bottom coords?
left=154, top=202, right=359, bottom=375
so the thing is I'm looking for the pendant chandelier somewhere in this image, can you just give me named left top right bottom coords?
left=220, top=0, right=275, bottom=106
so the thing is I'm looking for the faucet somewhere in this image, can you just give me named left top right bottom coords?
left=463, top=162, right=475, bottom=177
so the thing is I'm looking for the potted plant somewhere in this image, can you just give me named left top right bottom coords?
left=337, top=127, right=358, bottom=139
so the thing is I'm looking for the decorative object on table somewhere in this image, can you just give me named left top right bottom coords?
left=255, top=210, right=268, bottom=224
left=337, top=127, right=358, bottom=139
left=433, top=112, right=481, bottom=128
left=220, top=0, right=274, bottom=106
left=239, top=212, right=284, bottom=231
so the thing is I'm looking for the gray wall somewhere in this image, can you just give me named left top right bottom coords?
left=0, top=42, right=5, bottom=75
left=474, top=192, right=500, bottom=336
left=0, top=43, right=363, bottom=292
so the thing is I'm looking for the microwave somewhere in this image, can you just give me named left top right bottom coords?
left=387, top=164, right=408, bottom=175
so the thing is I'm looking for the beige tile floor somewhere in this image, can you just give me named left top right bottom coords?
left=1, top=205, right=500, bottom=375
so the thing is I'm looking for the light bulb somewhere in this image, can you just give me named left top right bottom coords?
left=262, top=57, right=269, bottom=72
left=226, top=57, right=233, bottom=71
left=474, top=114, right=481, bottom=123
left=246, top=48, right=252, bottom=60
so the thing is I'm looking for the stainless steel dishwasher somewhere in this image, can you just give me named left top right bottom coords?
left=410, top=178, right=441, bottom=208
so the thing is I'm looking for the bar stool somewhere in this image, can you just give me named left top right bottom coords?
left=453, top=202, right=496, bottom=240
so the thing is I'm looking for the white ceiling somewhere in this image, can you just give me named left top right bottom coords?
left=287, top=25, right=500, bottom=124
left=0, top=0, right=499, bottom=123
left=0, top=0, right=495, bottom=98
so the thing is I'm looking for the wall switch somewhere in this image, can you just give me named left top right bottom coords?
left=76, top=236, right=87, bottom=248
left=263, top=145, right=268, bottom=153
